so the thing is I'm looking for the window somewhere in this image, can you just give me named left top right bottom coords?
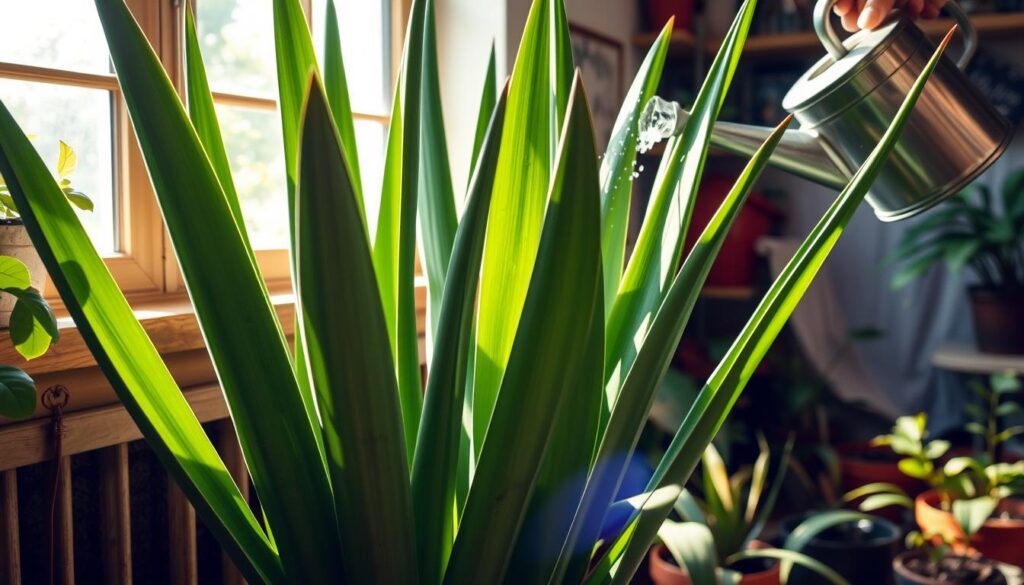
left=0, top=0, right=397, bottom=298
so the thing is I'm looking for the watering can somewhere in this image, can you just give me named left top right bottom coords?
left=640, top=0, right=1012, bottom=222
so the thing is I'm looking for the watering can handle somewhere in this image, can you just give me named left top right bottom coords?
left=813, top=0, right=977, bottom=70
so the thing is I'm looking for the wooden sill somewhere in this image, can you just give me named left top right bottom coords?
left=0, top=284, right=427, bottom=422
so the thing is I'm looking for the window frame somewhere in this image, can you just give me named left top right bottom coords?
left=0, top=0, right=405, bottom=304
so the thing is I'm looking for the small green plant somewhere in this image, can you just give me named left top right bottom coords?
left=964, top=371, right=1023, bottom=464
left=889, top=174, right=1024, bottom=290
left=0, top=255, right=59, bottom=419
left=0, top=140, right=92, bottom=218
left=657, top=438, right=850, bottom=584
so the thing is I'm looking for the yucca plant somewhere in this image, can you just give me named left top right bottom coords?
left=0, top=0, right=954, bottom=581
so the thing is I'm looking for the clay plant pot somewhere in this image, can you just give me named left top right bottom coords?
left=0, top=220, right=46, bottom=328
left=837, top=442, right=926, bottom=523
left=778, top=513, right=901, bottom=585
left=646, top=0, right=697, bottom=31
left=915, top=490, right=1024, bottom=567
left=968, top=286, right=1024, bottom=355
left=683, top=175, right=782, bottom=289
left=649, top=541, right=780, bottom=585
left=893, top=550, right=1008, bottom=585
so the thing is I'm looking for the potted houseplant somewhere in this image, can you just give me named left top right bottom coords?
left=851, top=382, right=1024, bottom=567
left=0, top=255, right=60, bottom=420
left=0, top=140, right=90, bottom=326
left=650, top=439, right=846, bottom=585
left=778, top=511, right=902, bottom=585
left=889, top=175, right=1024, bottom=354
left=893, top=530, right=1012, bottom=585
left=0, top=0, right=952, bottom=580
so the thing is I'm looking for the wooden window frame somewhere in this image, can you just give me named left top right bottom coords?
left=0, top=0, right=407, bottom=305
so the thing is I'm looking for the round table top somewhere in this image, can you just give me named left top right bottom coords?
left=932, top=344, right=1024, bottom=375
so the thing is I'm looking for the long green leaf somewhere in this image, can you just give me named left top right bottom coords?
left=603, top=1, right=754, bottom=408
left=467, top=44, right=497, bottom=185
left=600, top=19, right=673, bottom=318
left=323, top=0, right=365, bottom=206
left=727, top=549, right=849, bottom=585
left=417, top=0, right=459, bottom=345
left=780, top=509, right=873, bottom=582
left=183, top=5, right=252, bottom=255
left=0, top=96, right=281, bottom=584
left=445, top=74, right=602, bottom=585
left=296, top=78, right=417, bottom=583
left=471, top=0, right=566, bottom=459
left=374, top=0, right=428, bottom=460
left=606, top=29, right=958, bottom=583
left=556, top=113, right=793, bottom=585
left=412, top=84, right=509, bottom=585
left=93, top=1, right=343, bottom=580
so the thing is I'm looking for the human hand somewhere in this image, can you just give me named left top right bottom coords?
left=833, top=0, right=948, bottom=32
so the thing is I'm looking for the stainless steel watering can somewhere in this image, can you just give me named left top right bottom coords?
left=641, top=0, right=1012, bottom=222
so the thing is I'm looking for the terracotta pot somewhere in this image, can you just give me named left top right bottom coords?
left=968, top=286, right=1024, bottom=355
left=649, top=541, right=780, bottom=585
left=646, top=0, right=697, bottom=31
left=838, top=442, right=926, bottom=523
left=915, top=489, right=1024, bottom=567
left=0, top=221, right=46, bottom=328
left=893, top=550, right=1008, bottom=585
left=683, top=175, right=782, bottom=288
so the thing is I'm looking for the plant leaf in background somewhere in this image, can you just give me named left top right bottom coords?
left=93, top=0, right=342, bottom=579
left=600, top=18, right=673, bottom=318
left=605, top=29, right=958, bottom=582
left=445, top=74, right=602, bottom=585
left=6, top=287, right=59, bottom=360
left=0, top=92, right=281, bottom=583
left=0, top=365, right=35, bottom=420
left=659, top=521, right=718, bottom=585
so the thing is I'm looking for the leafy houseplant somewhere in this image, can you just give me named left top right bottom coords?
left=650, top=439, right=851, bottom=585
left=889, top=175, right=1024, bottom=353
left=893, top=527, right=1010, bottom=585
left=0, top=0, right=954, bottom=582
left=0, top=140, right=91, bottom=325
left=848, top=398, right=1024, bottom=567
left=0, top=255, right=61, bottom=420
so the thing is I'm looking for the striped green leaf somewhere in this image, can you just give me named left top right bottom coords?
left=445, top=75, right=602, bottom=585
left=467, top=44, right=497, bottom=185
left=606, top=29, right=958, bottom=583
left=412, top=84, right=509, bottom=585
left=0, top=95, right=281, bottom=584
left=604, top=0, right=755, bottom=409
left=296, top=78, right=416, bottom=583
left=600, top=18, right=673, bottom=318
left=323, top=0, right=365, bottom=206
left=92, top=0, right=342, bottom=580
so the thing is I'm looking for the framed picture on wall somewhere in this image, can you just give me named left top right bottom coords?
left=569, top=23, right=624, bottom=148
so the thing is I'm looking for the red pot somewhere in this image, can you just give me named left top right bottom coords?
left=646, top=0, right=697, bottom=31
left=682, top=175, right=782, bottom=289
left=649, top=542, right=780, bottom=585
left=915, top=489, right=1024, bottom=567
left=837, top=442, right=927, bottom=523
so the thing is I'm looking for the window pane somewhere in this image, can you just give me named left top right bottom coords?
left=0, top=2, right=111, bottom=75
left=197, top=0, right=278, bottom=98
left=355, top=120, right=386, bottom=238
left=0, top=79, right=116, bottom=255
left=216, top=104, right=289, bottom=250
left=312, top=0, right=389, bottom=113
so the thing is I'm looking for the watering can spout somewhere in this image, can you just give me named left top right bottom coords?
left=639, top=96, right=848, bottom=190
